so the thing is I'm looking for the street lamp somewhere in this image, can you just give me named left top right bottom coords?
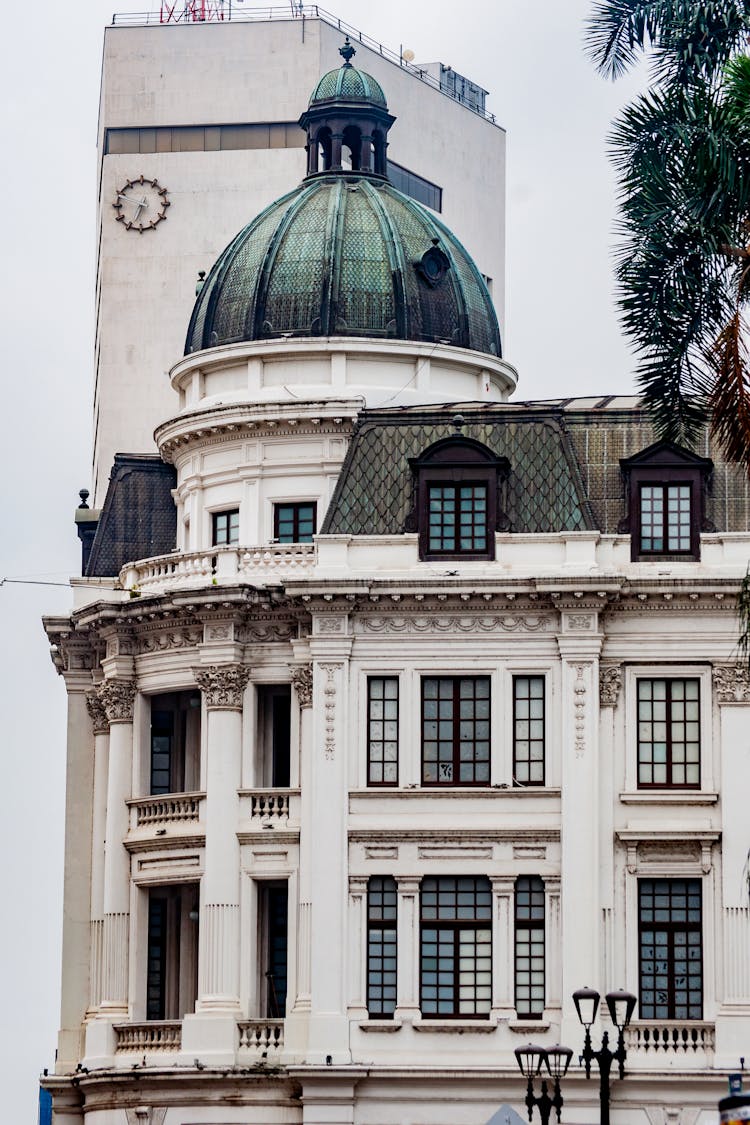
left=572, top=986, right=637, bottom=1125
left=514, top=1042, right=573, bottom=1124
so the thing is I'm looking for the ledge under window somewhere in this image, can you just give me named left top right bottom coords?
left=508, top=1018, right=551, bottom=1034
left=619, top=790, right=719, bottom=806
left=358, top=1019, right=403, bottom=1032
left=413, top=1019, right=497, bottom=1033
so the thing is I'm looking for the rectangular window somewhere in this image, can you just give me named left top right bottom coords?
left=257, top=685, right=291, bottom=788
left=513, top=676, right=545, bottom=785
left=387, top=160, right=443, bottom=212
left=367, top=877, right=397, bottom=1018
left=420, top=876, right=492, bottom=1018
left=422, top=676, right=490, bottom=786
left=274, top=502, right=316, bottom=544
left=367, top=677, right=399, bottom=786
left=146, top=885, right=199, bottom=1021
left=263, top=883, right=288, bottom=1019
left=212, top=508, right=239, bottom=546
left=640, top=484, right=692, bottom=553
left=149, top=691, right=201, bottom=795
left=637, top=678, right=700, bottom=788
left=515, top=876, right=545, bottom=1018
left=427, top=483, right=488, bottom=555
left=639, top=879, right=702, bottom=1019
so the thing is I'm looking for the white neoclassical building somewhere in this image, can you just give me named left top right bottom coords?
left=44, top=9, right=749, bottom=1125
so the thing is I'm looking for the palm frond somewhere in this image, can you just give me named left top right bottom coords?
left=737, top=568, right=750, bottom=671
left=708, top=308, right=750, bottom=471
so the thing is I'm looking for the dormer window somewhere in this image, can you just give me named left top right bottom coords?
left=409, top=436, right=509, bottom=561
left=620, top=441, right=712, bottom=562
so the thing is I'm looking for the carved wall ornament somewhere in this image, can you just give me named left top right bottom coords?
left=566, top=613, right=594, bottom=632
left=237, top=621, right=297, bottom=644
left=573, top=663, right=588, bottom=757
left=319, top=662, right=342, bottom=759
left=599, top=664, right=622, bottom=708
left=105, top=633, right=135, bottom=658
left=205, top=623, right=231, bottom=641
left=98, top=679, right=137, bottom=724
left=137, top=628, right=202, bottom=654
left=359, top=614, right=552, bottom=634
left=291, top=663, right=313, bottom=708
left=713, top=662, right=750, bottom=704
left=193, top=664, right=251, bottom=710
left=85, top=691, right=110, bottom=735
left=314, top=615, right=347, bottom=634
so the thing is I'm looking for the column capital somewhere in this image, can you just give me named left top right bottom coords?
left=291, top=662, right=313, bottom=708
left=98, top=678, right=136, bottom=724
left=713, top=662, right=750, bottom=705
left=86, top=690, right=110, bottom=735
left=490, top=874, right=516, bottom=895
left=193, top=663, right=251, bottom=710
left=349, top=876, right=369, bottom=896
left=395, top=876, right=421, bottom=895
left=599, top=663, right=623, bottom=707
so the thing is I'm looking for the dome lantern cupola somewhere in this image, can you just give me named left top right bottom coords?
left=299, top=38, right=395, bottom=178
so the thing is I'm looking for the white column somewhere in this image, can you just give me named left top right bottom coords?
left=98, top=679, right=137, bottom=1015
left=545, top=875, right=562, bottom=1013
left=349, top=877, right=368, bottom=1019
left=182, top=664, right=250, bottom=1062
left=85, top=691, right=110, bottom=1014
left=394, top=877, right=421, bottom=1021
left=307, top=645, right=352, bottom=1062
left=491, top=875, right=515, bottom=1021
left=557, top=616, right=603, bottom=1047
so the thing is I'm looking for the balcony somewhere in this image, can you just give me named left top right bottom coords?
left=239, top=788, right=301, bottom=836
left=625, top=1021, right=715, bottom=1069
left=114, top=1022, right=182, bottom=1053
left=129, top=792, right=203, bottom=829
left=238, top=1020, right=284, bottom=1058
left=120, top=543, right=315, bottom=595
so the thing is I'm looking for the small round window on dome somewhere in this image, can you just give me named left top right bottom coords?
left=416, top=241, right=451, bottom=288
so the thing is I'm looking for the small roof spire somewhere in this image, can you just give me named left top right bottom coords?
left=339, top=37, right=356, bottom=67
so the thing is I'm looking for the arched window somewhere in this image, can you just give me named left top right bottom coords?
left=342, top=124, right=362, bottom=171
left=316, top=127, right=332, bottom=171
left=409, top=436, right=509, bottom=560
left=372, top=129, right=386, bottom=175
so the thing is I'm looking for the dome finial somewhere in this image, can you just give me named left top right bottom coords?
left=339, top=37, right=356, bottom=67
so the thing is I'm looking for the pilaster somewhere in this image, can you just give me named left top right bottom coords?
left=394, top=876, right=421, bottom=1021
left=85, top=691, right=110, bottom=1015
left=491, top=875, right=515, bottom=1020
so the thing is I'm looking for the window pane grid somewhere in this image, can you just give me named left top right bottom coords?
left=422, top=677, right=490, bottom=786
left=427, top=483, right=488, bottom=554
left=367, top=877, right=397, bottom=1018
left=368, top=677, right=399, bottom=786
left=640, top=484, right=692, bottom=553
left=637, top=678, right=700, bottom=788
left=212, top=509, right=239, bottom=546
left=515, top=876, right=545, bottom=1018
left=513, top=676, right=545, bottom=785
left=421, top=877, right=492, bottom=1018
left=639, top=879, right=702, bottom=1019
left=274, top=502, right=316, bottom=544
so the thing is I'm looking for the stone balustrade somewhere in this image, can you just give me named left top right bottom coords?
left=120, top=543, right=315, bottom=593
left=114, top=1022, right=182, bottom=1052
left=128, top=792, right=203, bottom=828
left=237, top=1020, right=284, bottom=1055
left=625, top=1021, right=715, bottom=1057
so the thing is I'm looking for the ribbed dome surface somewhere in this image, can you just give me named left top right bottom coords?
left=310, top=65, right=387, bottom=107
left=185, top=177, right=501, bottom=357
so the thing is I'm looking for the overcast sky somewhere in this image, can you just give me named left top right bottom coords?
left=0, top=1, right=645, bottom=1118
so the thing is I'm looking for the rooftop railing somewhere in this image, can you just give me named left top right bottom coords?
left=110, top=4, right=498, bottom=123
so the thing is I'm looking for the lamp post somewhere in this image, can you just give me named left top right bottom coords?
left=514, top=1042, right=573, bottom=1125
left=572, top=986, right=637, bottom=1125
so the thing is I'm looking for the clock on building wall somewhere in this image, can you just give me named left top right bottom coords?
left=113, top=176, right=170, bottom=232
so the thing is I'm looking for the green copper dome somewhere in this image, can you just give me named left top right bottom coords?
left=185, top=177, right=501, bottom=358
left=309, top=64, right=387, bottom=108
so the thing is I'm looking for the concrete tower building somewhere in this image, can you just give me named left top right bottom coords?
left=45, top=9, right=749, bottom=1125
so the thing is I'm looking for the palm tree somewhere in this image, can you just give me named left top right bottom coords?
left=585, top=1, right=750, bottom=464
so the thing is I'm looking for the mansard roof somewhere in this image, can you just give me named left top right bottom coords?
left=322, top=399, right=748, bottom=537
left=85, top=455, right=177, bottom=578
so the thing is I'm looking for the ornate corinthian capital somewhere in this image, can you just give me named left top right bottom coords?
left=599, top=664, right=622, bottom=708
left=98, top=679, right=137, bottom=724
left=193, top=664, right=251, bottom=710
left=713, top=663, right=750, bottom=704
left=85, top=690, right=109, bottom=734
left=291, top=663, right=313, bottom=708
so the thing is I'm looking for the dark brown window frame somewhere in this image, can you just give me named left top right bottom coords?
left=273, top=501, right=317, bottom=544
left=421, top=675, right=491, bottom=787
left=638, top=878, right=703, bottom=1020
left=420, top=876, right=492, bottom=1019
left=409, top=437, right=510, bottom=562
left=212, top=508, right=239, bottom=546
left=367, top=876, right=398, bottom=1018
left=637, top=677, right=701, bottom=790
left=512, top=675, right=546, bottom=786
left=620, top=441, right=712, bottom=562
left=367, top=676, right=399, bottom=787
left=514, top=876, right=545, bottom=1019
